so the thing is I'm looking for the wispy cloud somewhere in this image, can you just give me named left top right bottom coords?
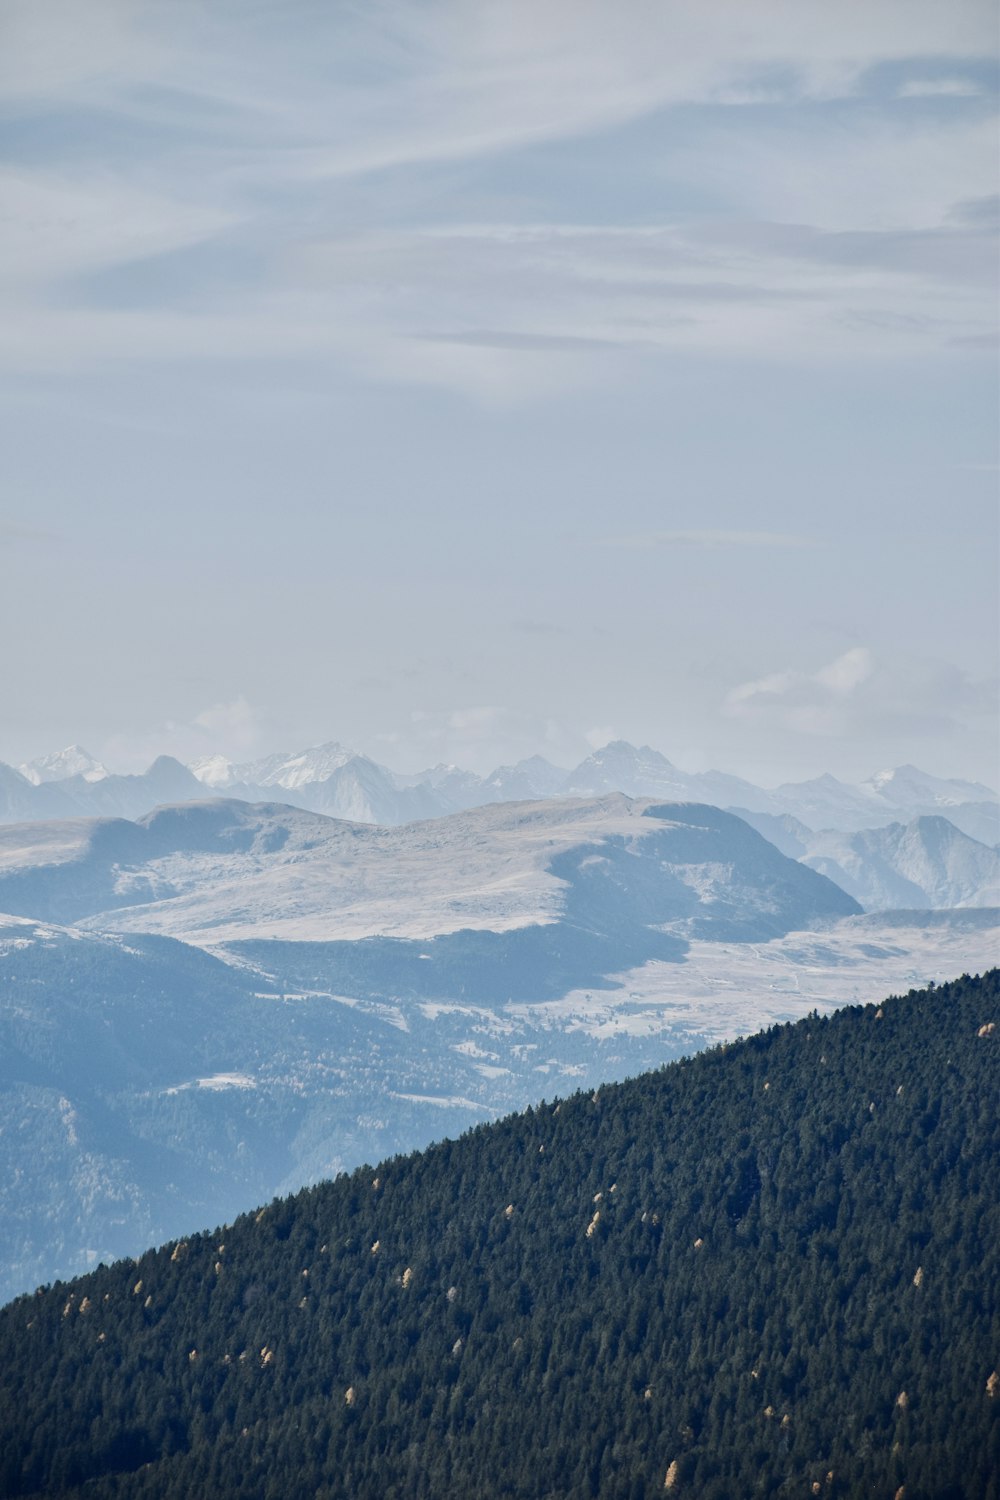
left=725, top=647, right=876, bottom=736
left=598, top=530, right=818, bottom=551
left=0, top=168, right=236, bottom=297
left=402, top=705, right=579, bottom=773
left=99, top=696, right=265, bottom=773
left=192, top=696, right=262, bottom=754
left=898, top=77, right=984, bottom=99
left=723, top=649, right=996, bottom=741
left=0, top=1, right=995, bottom=398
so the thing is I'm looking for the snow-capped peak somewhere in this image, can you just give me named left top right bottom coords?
left=19, top=746, right=108, bottom=785
left=863, top=764, right=999, bottom=810
left=565, top=741, right=689, bottom=798
left=188, top=742, right=360, bottom=791
left=189, top=754, right=237, bottom=789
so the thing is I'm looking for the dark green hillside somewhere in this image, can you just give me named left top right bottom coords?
left=1, top=973, right=997, bottom=1500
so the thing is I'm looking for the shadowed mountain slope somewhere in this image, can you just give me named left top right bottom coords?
left=0, top=971, right=996, bottom=1499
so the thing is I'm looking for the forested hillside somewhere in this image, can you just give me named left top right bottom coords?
left=1, top=972, right=997, bottom=1500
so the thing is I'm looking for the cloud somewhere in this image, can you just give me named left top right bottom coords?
left=424, top=330, right=637, bottom=353
left=725, top=647, right=876, bottom=733
left=6, top=186, right=990, bottom=391
left=599, top=530, right=818, bottom=551
left=193, top=696, right=262, bottom=754
left=898, top=77, right=984, bottom=99
left=584, top=726, right=617, bottom=751
left=100, top=697, right=264, bottom=772
left=723, top=648, right=995, bottom=741
left=399, top=705, right=582, bottom=773
left=0, top=169, right=235, bottom=291
left=7, top=1, right=992, bottom=170
left=0, top=1, right=995, bottom=396
left=446, top=705, right=507, bottom=738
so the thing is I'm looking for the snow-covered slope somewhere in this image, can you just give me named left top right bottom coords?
left=768, top=772, right=881, bottom=829
left=296, top=755, right=443, bottom=823
left=19, top=745, right=108, bottom=785
left=564, top=741, right=692, bottom=799
left=481, top=755, right=568, bottom=801
left=0, top=795, right=858, bottom=947
left=734, top=807, right=1000, bottom=909
left=231, top=741, right=359, bottom=790
left=800, top=816, right=1000, bottom=910
left=863, top=763, right=998, bottom=813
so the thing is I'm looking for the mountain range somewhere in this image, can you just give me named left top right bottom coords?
left=3, top=740, right=996, bottom=914
left=5, top=739, right=998, bottom=847
left=734, top=810, right=1000, bottom=910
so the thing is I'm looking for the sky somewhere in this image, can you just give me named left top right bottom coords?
left=1, top=0, right=997, bottom=787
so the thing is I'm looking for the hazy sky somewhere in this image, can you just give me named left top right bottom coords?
left=1, top=0, right=997, bottom=785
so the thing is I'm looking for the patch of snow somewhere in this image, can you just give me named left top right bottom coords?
left=506, top=914, right=1000, bottom=1045
left=188, top=755, right=236, bottom=788
left=391, top=1092, right=494, bottom=1111
left=164, top=1072, right=256, bottom=1095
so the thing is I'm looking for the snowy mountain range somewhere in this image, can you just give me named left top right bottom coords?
left=5, top=739, right=997, bottom=847
left=18, top=745, right=109, bottom=785
left=735, top=810, right=1000, bottom=910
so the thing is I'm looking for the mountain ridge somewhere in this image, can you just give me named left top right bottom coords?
left=1, top=970, right=996, bottom=1498
left=2, top=739, right=995, bottom=841
left=0, top=795, right=860, bottom=944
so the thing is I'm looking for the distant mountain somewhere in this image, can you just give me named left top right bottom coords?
left=197, top=744, right=452, bottom=823
left=18, top=744, right=108, bottom=785
left=864, top=762, right=999, bottom=812
left=78, top=756, right=210, bottom=817
left=0, top=761, right=44, bottom=821
left=727, top=808, right=814, bottom=859
left=192, top=740, right=359, bottom=791
left=732, top=808, right=1000, bottom=910
left=0, top=796, right=859, bottom=946
left=2, top=971, right=996, bottom=1499
left=2, top=738, right=996, bottom=841
left=391, top=763, right=489, bottom=813
left=0, top=755, right=212, bottom=825
left=482, top=754, right=568, bottom=801
left=769, top=770, right=880, bottom=828
left=564, top=740, right=692, bottom=799
left=936, top=800, right=1000, bottom=847
left=186, top=752, right=236, bottom=788
left=801, top=815, right=1000, bottom=910
left=292, top=754, right=446, bottom=823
